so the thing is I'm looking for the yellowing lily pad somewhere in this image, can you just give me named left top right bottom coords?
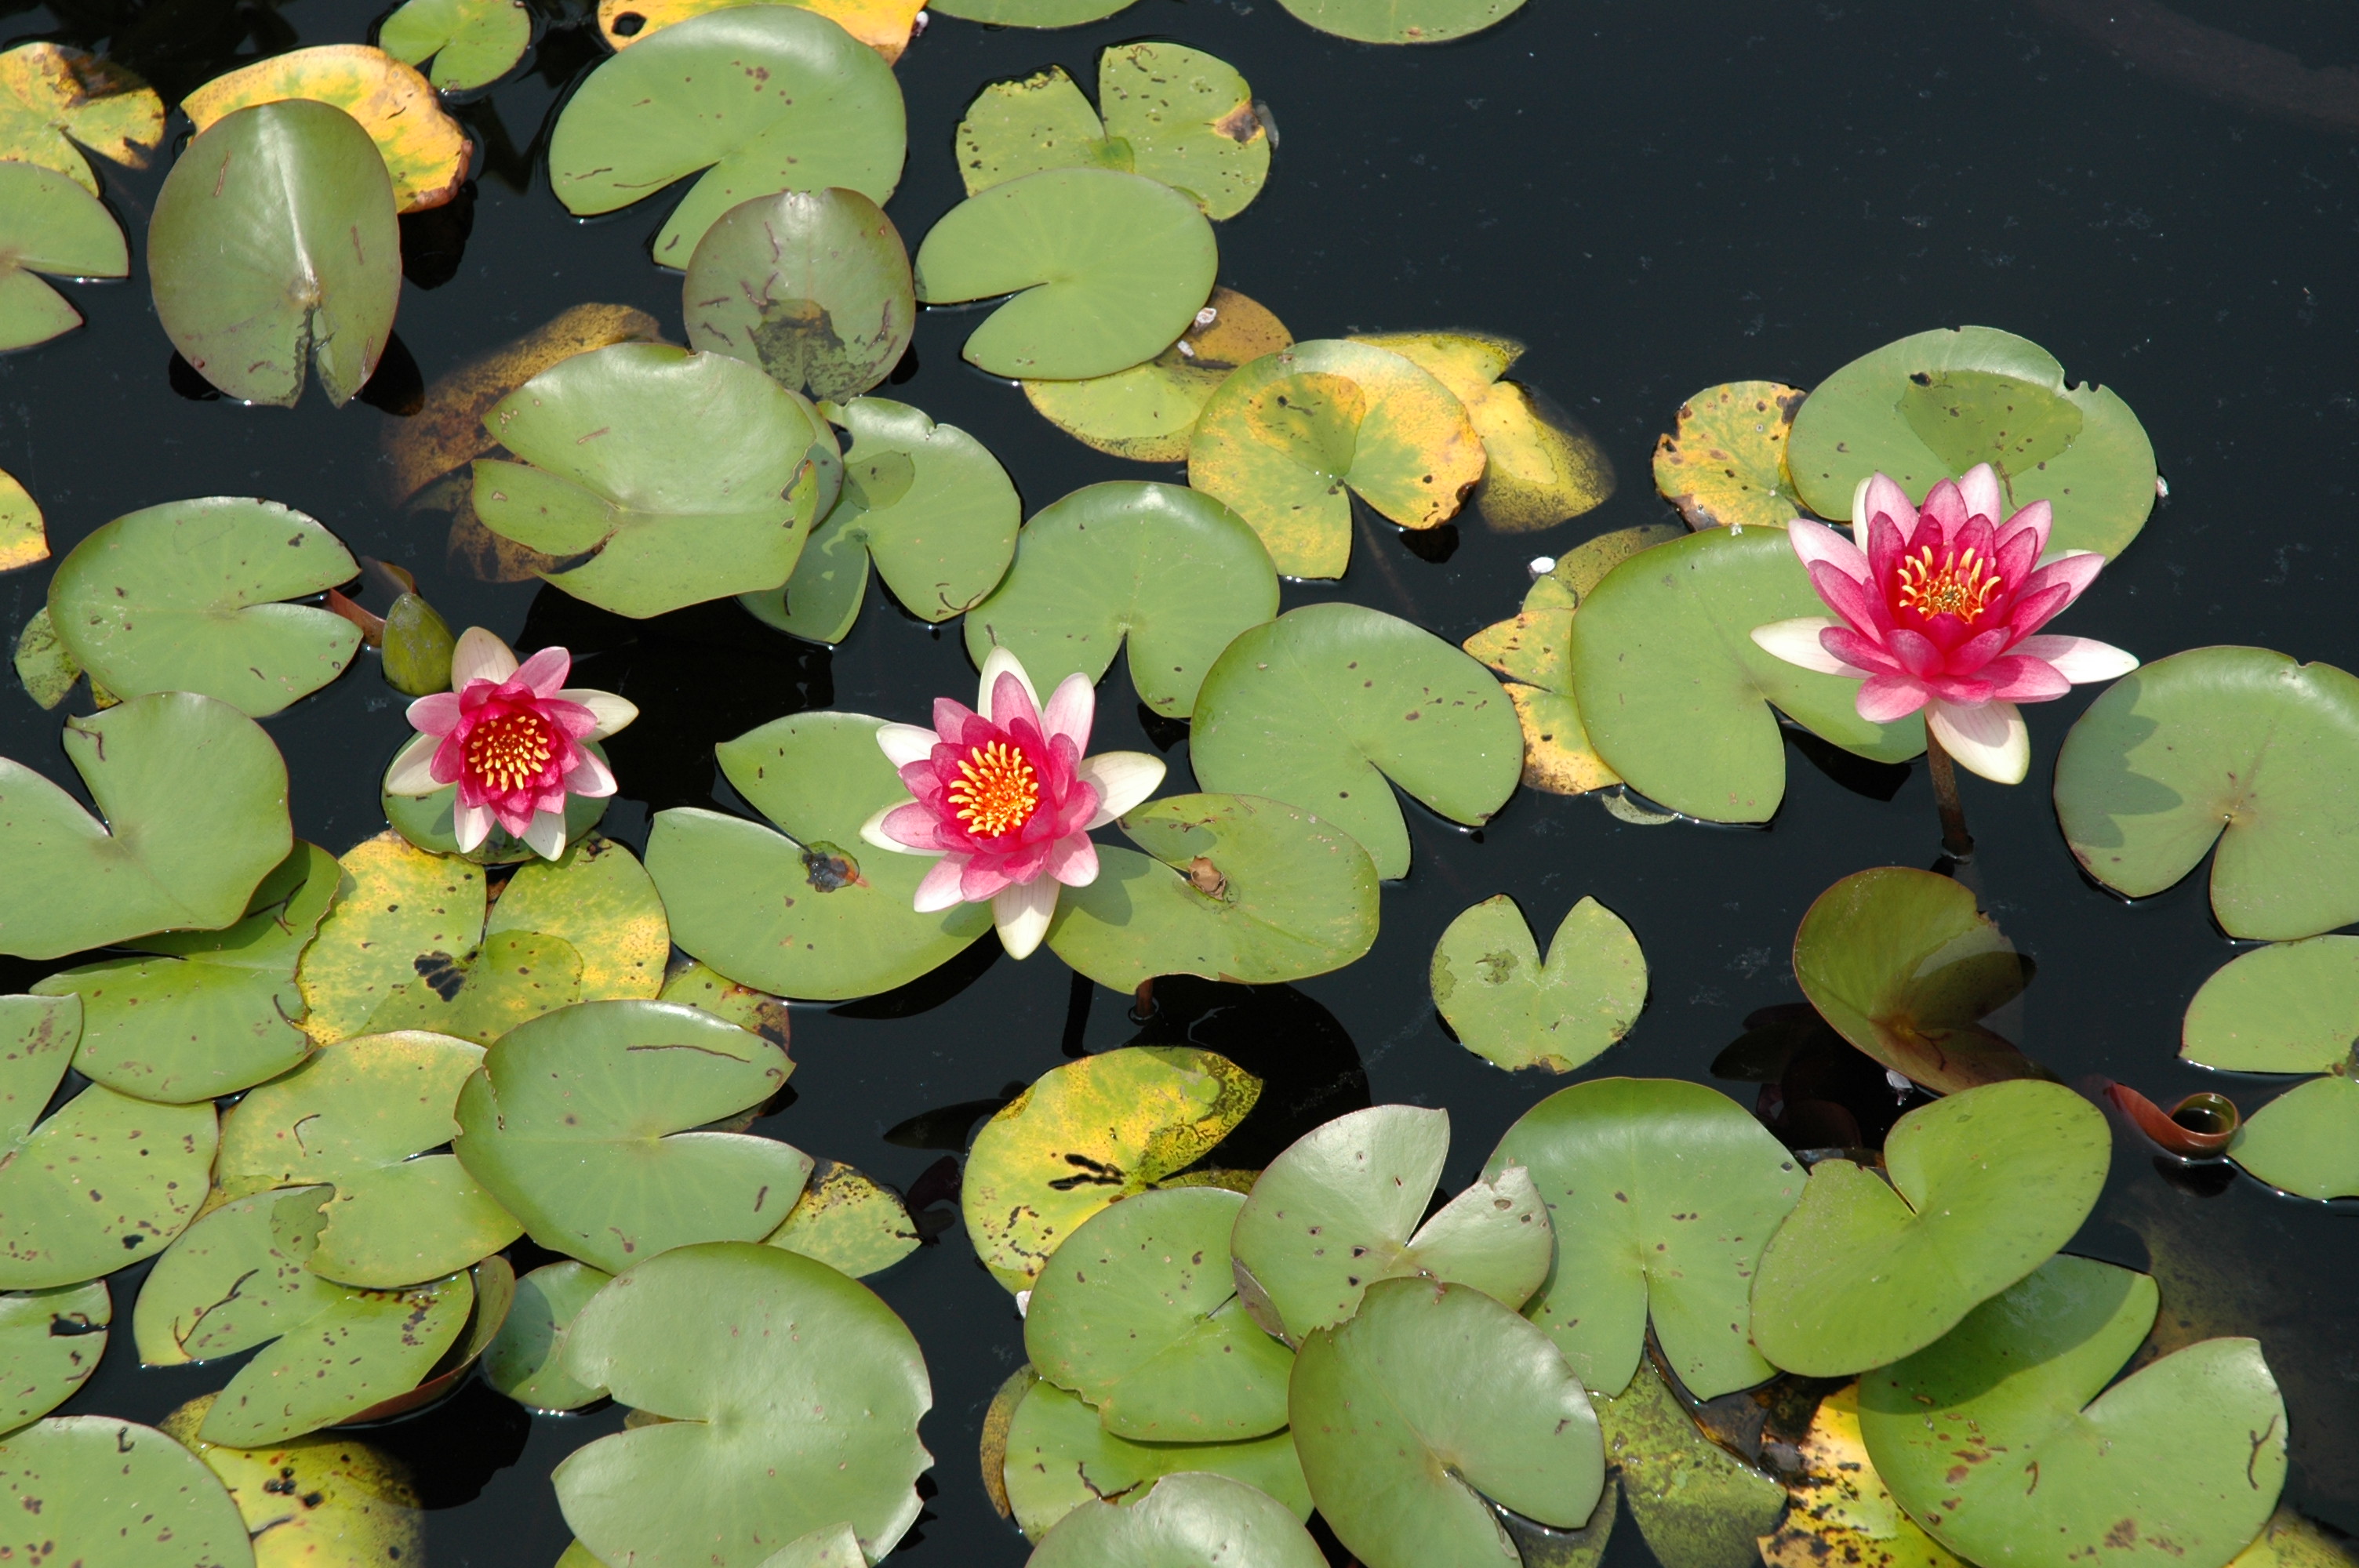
left=379, top=0, right=533, bottom=93
left=1652, top=381, right=1806, bottom=530
left=297, top=831, right=488, bottom=1046
left=0, top=470, right=44, bottom=574
left=0, top=42, right=163, bottom=191
left=1022, top=287, right=1292, bottom=463
left=160, top=1392, right=425, bottom=1566
left=1759, top=1384, right=1966, bottom=1568
left=598, top=0, right=929, bottom=64
left=182, top=45, right=471, bottom=213
left=1598, top=1359, right=1787, bottom=1568
left=765, top=1159, right=919, bottom=1279
left=0, top=161, right=127, bottom=353
left=484, top=836, right=670, bottom=1001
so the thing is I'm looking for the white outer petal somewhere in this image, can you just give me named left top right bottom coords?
left=1748, top=617, right=1852, bottom=675
left=1926, top=699, right=2030, bottom=786
left=1079, top=751, right=1166, bottom=828
left=451, top=626, right=518, bottom=688
left=1957, top=463, right=2005, bottom=524
left=876, top=723, right=941, bottom=768
left=522, top=811, right=570, bottom=861
left=976, top=646, right=1041, bottom=725
left=992, top=877, right=1059, bottom=959
left=860, top=800, right=938, bottom=855
left=1042, top=671, right=1095, bottom=751
left=383, top=731, right=444, bottom=796
left=2012, top=635, right=2139, bottom=686
left=453, top=801, right=496, bottom=853
left=560, top=689, right=638, bottom=740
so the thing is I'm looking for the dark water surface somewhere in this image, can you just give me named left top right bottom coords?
left=5, top=0, right=2359, bottom=1562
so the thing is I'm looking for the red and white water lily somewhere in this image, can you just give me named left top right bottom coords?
left=861, top=648, right=1165, bottom=960
left=1750, top=463, right=2138, bottom=784
left=385, top=627, right=638, bottom=859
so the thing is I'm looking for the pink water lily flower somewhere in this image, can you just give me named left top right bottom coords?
left=1750, top=463, right=2138, bottom=784
left=861, top=648, right=1166, bottom=960
left=385, top=627, right=638, bottom=859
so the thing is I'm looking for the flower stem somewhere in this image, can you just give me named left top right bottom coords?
left=1925, top=731, right=1976, bottom=862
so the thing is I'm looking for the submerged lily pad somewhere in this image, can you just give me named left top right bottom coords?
left=964, top=481, right=1276, bottom=719
left=1045, top=793, right=1380, bottom=992
left=1188, top=339, right=1486, bottom=579
left=1652, top=381, right=1806, bottom=531
left=556, top=1242, right=932, bottom=1568
left=0, top=42, right=163, bottom=191
left=1292, top=1277, right=1603, bottom=1568
left=1759, top=1384, right=1965, bottom=1568
left=149, top=99, right=400, bottom=408
left=1000, top=1376, right=1310, bottom=1541
left=1023, top=287, right=1293, bottom=463
left=549, top=6, right=905, bottom=267
left=962, top=1047, right=1259, bottom=1291
left=2182, top=938, right=2359, bottom=1200
left=2055, top=647, right=2359, bottom=942
left=1859, top=1255, right=2284, bottom=1568
left=486, top=1258, right=612, bottom=1412
left=474, top=342, right=838, bottom=619
left=0, top=1281, right=108, bottom=1430
left=1191, top=603, right=1522, bottom=880
left=684, top=188, right=914, bottom=404
left=1750, top=1080, right=2110, bottom=1377
left=0, top=162, right=126, bottom=352
left=1028, top=1472, right=1328, bottom=1568
left=1430, top=895, right=1647, bottom=1074
left=741, top=398, right=1019, bottom=644
left=766, top=1159, right=919, bottom=1279
left=914, top=168, right=1218, bottom=379
left=1598, top=1359, right=1787, bottom=1568
left=1484, top=1077, right=1801, bottom=1400
left=1791, top=867, right=2039, bottom=1093
left=1567, top=525, right=1925, bottom=822
left=48, top=498, right=361, bottom=717
left=1234, top=1105, right=1551, bottom=1342
left=159, top=1392, right=425, bottom=1566
left=181, top=45, right=470, bottom=212
left=1277, top=0, right=1525, bottom=42
left=378, top=0, right=532, bottom=93
left=1786, top=325, right=2156, bottom=557
left=0, top=693, right=292, bottom=962
left=0, top=1416, right=253, bottom=1568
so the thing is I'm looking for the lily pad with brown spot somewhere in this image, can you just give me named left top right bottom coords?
left=0, top=470, right=42, bottom=575
left=181, top=44, right=471, bottom=212
left=598, top=0, right=928, bottom=64
left=0, top=1416, right=254, bottom=1568
left=1758, top=1384, right=1965, bottom=1568
left=1023, top=287, right=1292, bottom=462
left=1598, top=1359, right=1787, bottom=1568
left=683, top=187, right=914, bottom=405
left=296, top=831, right=488, bottom=1046
left=0, top=1280, right=109, bottom=1431
left=160, top=1391, right=426, bottom=1565
left=1430, top=894, right=1647, bottom=1074
left=0, top=42, right=163, bottom=191
left=483, top=836, right=669, bottom=1001
left=1652, top=381, right=1807, bottom=531
left=765, top=1159, right=920, bottom=1279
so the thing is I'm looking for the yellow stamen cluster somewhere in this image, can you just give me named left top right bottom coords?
left=466, top=712, right=555, bottom=793
left=1896, top=543, right=2002, bottom=624
left=948, top=739, right=1040, bottom=837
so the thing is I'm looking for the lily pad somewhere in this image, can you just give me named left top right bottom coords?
left=599, top=0, right=928, bottom=62
left=159, top=1392, right=424, bottom=1565
left=913, top=167, right=1218, bottom=379
left=379, top=0, right=532, bottom=93
left=0, top=470, right=43, bottom=575
left=453, top=1000, right=807, bottom=1273
left=383, top=739, right=613, bottom=865
left=1190, top=603, right=1522, bottom=880
left=1430, top=895, right=1648, bottom=1074
left=1750, top=1080, right=2110, bottom=1377
left=1025, top=1186, right=1293, bottom=1441
left=659, top=960, right=794, bottom=1047
left=741, top=397, right=1020, bottom=644
left=486, top=1258, right=613, bottom=1412
left=362, top=925, right=582, bottom=1043
left=0, top=1416, right=254, bottom=1568
left=1027, top=1472, right=1328, bottom=1568
left=647, top=711, right=994, bottom=1000
left=765, top=1160, right=920, bottom=1278
left=549, top=5, right=906, bottom=267
left=1598, top=1359, right=1787, bottom=1568
left=555, top=1242, right=932, bottom=1568
left=0, top=43, right=163, bottom=191
left=485, top=836, right=670, bottom=1000
left=0, top=162, right=126, bottom=352
left=1859, top=1254, right=2285, bottom=1568
left=2182, top=938, right=2359, bottom=1200
left=1651, top=381, right=1806, bottom=531
left=149, top=99, right=400, bottom=408
left=1044, top=793, right=1380, bottom=992
left=1023, top=287, right=1294, bottom=463
left=1234, top=1104, right=1551, bottom=1342
left=0, top=1281, right=108, bottom=1432
left=1001, top=1377, right=1310, bottom=1541
left=1276, top=0, right=1526, bottom=43
left=48, top=498, right=362, bottom=717
left=928, top=0, right=1135, bottom=24
left=181, top=45, right=469, bottom=212
left=1484, top=1077, right=1801, bottom=1400
left=216, top=1030, right=524, bottom=1288
left=1791, top=866, right=2040, bottom=1093
left=2054, top=647, right=2359, bottom=942
left=1292, top=1276, right=1604, bottom=1568
left=961, top=1047, right=1259, bottom=1292
left=1786, top=325, right=2157, bottom=557
left=1758, top=1384, right=1965, bottom=1568
left=963, top=481, right=1277, bottom=719
left=296, top=831, right=486, bottom=1044
left=1566, top=525, right=1925, bottom=822
left=1187, top=339, right=1486, bottom=579
left=684, top=188, right=915, bottom=404
left=474, top=342, right=838, bottom=618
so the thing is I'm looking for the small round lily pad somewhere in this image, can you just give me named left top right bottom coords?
left=1430, top=895, right=1648, bottom=1074
left=1027, top=1472, right=1328, bottom=1568
left=684, top=187, right=914, bottom=404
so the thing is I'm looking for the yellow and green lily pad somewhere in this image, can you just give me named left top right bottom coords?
left=0, top=42, right=163, bottom=191
left=484, top=836, right=670, bottom=1001
left=160, top=1392, right=425, bottom=1566
left=296, top=831, right=486, bottom=1045
left=1652, top=381, right=1806, bottom=530
left=0, top=468, right=44, bottom=574
left=181, top=44, right=471, bottom=212
left=1760, top=1383, right=1965, bottom=1568
left=1022, top=287, right=1293, bottom=462
left=1598, top=1359, right=1787, bottom=1568
left=765, top=1159, right=920, bottom=1279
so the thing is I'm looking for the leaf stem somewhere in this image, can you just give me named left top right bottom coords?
left=1925, top=731, right=1976, bottom=862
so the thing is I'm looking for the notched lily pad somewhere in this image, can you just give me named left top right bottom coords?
left=1431, top=895, right=1648, bottom=1074
left=0, top=161, right=126, bottom=352
left=1023, top=287, right=1293, bottom=463
left=1652, top=381, right=1806, bottom=531
left=379, top=0, right=533, bottom=93
left=2182, top=937, right=2359, bottom=1200
left=1000, top=1375, right=1310, bottom=1541
left=0, top=42, right=164, bottom=191
left=297, top=830, right=487, bottom=1045
left=765, top=1158, right=920, bottom=1279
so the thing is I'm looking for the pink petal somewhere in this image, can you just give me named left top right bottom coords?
left=543, top=696, right=600, bottom=739
left=1943, top=625, right=2012, bottom=678
left=1919, top=478, right=1967, bottom=535
left=1045, top=832, right=1099, bottom=887
left=2003, top=583, right=2074, bottom=641
left=881, top=800, right=959, bottom=851
left=2010, top=634, right=2139, bottom=685
left=1885, top=628, right=1943, bottom=678
left=1853, top=473, right=1919, bottom=546
left=960, top=857, right=1015, bottom=903
left=2019, top=550, right=2105, bottom=609
left=913, top=855, right=970, bottom=913
left=1981, top=655, right=2071, bottom=703
left=1993, top=498, right=2052, bottom=564
left=514, top=646, right=571, bottom=697
left=1042, top=672, right=1094, bottom=751
left=1856, top=673, right=1932, bottom=723
left=1808, top=561, right=1888, bottom=638
left=1787, top=517, right=1872, bottom=582
left=564, top=753, right=617, bottom=797
left=453, top=802, right=496, bottom=852
left=1957, top=463, right=2005, bottom=524
left=384, top=732, right=444, bottom=796
left=990, top=671, right=1039, bottom=735
left=1750, top=617, right=1852, bottom=675
left=1819, top=626, right=1906, bottom=676
left=407, top=691, right=463, bottom=735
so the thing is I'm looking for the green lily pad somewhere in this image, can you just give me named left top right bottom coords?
left=383, top=740, right=612, bottom=865
left=927, top=0, right=1134, bottom=24
left=1187, top=339, right=1486, bottom=579
left=1276, top=0, right=1526, bottom=43
left=913, top=167, right=1218, bottom=379
left=1484, top=1077, right=1801, bottom=1400
left=548, top=5, right=905, bottom=267
left=484, top=836, right=670, bottom=1001
left=962, top=1047, right=1259, bottom=1292
left=355, top=925, right=582, bottom=1047
left=1430, top=895, right=1647, bottom=1074
left=1043, top=793, right=1380, bottom=993
left=1566, top=525, right=1925, bottom=822
left=0, top=1281, right=108, bottom=1432
left=1859, top=1254, right=2285, bottom=1568
left=740, top=397, right=1020, bottom=644
left=1191, top=603, right=1522, bottom=880
left=1028, top=1472, right=1327, bottom=1568
left=756, top=1522, right=864, bottom=1568
left=658, top=960, right=793, bottom=1048
left=1025, top=1186, right=1293, bottom=1441
left=1791, top=867, right=2040, bottom=1094
left=0, top=692, right=293, bottom=962
left=1652, top=381, right=1806, bottom=531
left=0, top=1416, right=254, bottom=1568
left=684, top=188, right=914, bottom=404
left=296, top=831, right=485, bottom=1045
left=765, top=1159, right=919, bottom=1279
left=473, top=342, right=838, bottom=619
left=158, top=1392, right=425, bottom=1566
left=1750, top=1080, right=2110, bottom=1377
left=453, top=1000, right=807, bottom=1273
left=1598, top=1359, right=1787, bottom=1568
left=962, top=481, right=1277, bottom=719
left=132, top=1186, right=338, bottom=1367
left=2055, top=647, right=2359, bottom=942
left=1234, top=1104, right=1551, bottom=1342
left=1786, top=325, right=2157, bottom=557
left=148, top=99, right=399, bottom=408
left=1022, top=286, right=1294, bottom=463
left=485, top=1258, right=613, bottom=1412
left=216, top=1030, right=524, bottom=1288
left=378, top=0, right=530, bottom=92
left=33, top=841, right=336, bottom=1103
left=555, top=1242, right=932, bottom=1567
left=0, top=993, right=216, bottom=1290
left=2182, top=938, right=2359, bottom=1200
left=647, top=711, right=994, bottom=1000
left=1000, top=1377, right=1310, bottom=1541
left=0, top=161, right=126, bottom=351
left=1292, top=1276, right=1604, bottom=1568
